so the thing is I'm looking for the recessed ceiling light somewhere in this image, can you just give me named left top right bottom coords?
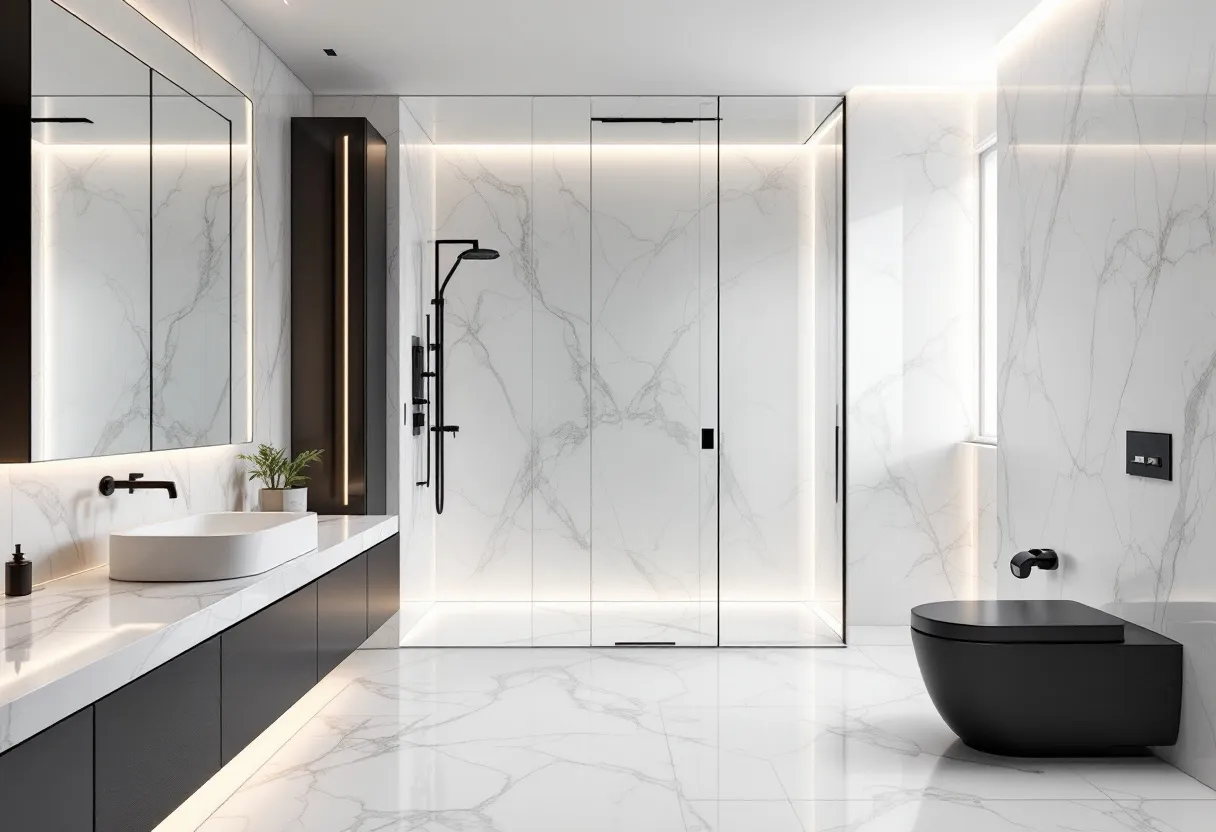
left=323, top=48, right=337, bottom=57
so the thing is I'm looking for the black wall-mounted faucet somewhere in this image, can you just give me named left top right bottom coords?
left=99, top=473, right=178, bottom=499
left=1010, top=548, right=1059, bottom=579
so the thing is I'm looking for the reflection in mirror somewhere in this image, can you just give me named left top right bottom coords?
left=31, top=0, right=152, bottom=459
left=27, top=0, right=251, bottom=462
left=151, top=71, right=231, bottom=450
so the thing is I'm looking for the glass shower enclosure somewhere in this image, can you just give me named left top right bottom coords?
left=402, top=95, right=844, bottom=647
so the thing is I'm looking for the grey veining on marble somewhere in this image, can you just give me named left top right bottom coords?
left=151, top=133, right=233, bottom=451
left=0, top=514, right=397, bottom=754
left=846, top=90, right=981, bottom=625
left=421, top=96, right=848, bottom=646
left=35, top=132, right=153, bottom=459
left=718, top=99, right=844, bottom=637
left=997, top=0, right=1216, bottom=790
left=191, top=644, right=1216, bottom=831
left=398, top=100, right=437, bottom=637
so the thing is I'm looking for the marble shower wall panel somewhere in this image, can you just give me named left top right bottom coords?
left=719, top=141, right=807, bottom=601
left=398, top=100, right=436, bottom=634
left=0, top=0, right=311, bottom=584
left=531, top=99, right=591, bottom=611
left=997, top=0, right=1216, bottom=787
left=434, top=139, right=534, bottom=603
left=846, top=91, right=979, bottom=626
left=151, top=140, right=233, bottom=450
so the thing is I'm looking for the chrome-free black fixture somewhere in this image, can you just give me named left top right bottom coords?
left=1010, top=547, right=1059, bottom=579
left=428, top=240, right=501, bottom=514
left=911, top=600, right=1181, bottom=755
left=99, top=473, right=178, bottom=499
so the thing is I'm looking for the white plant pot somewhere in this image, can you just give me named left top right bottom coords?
left=259, top=487, right=308, bottom=512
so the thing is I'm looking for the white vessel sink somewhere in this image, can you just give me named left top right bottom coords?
left=109, top=512, right=319, bottom=582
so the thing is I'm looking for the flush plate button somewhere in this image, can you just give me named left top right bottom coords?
left=1127, top=431, right=1172, bottom=481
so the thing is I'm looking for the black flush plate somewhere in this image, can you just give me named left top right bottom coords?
left=701, top=428, right=715, bottom=450
left=1126, top=431, right=1172, bottom=481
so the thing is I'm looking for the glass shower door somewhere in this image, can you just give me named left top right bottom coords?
left=588, top=99, right=719, bottom=646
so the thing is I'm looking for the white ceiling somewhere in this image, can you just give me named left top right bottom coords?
left=224, top=0, right=1042, bottom=96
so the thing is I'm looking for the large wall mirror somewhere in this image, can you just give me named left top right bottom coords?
left=14, top=0, right=252, bottom=462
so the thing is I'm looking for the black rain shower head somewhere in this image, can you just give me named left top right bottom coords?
left=459, top=247, right=500, bottom=261
left=438, top=246, right=501, bottom=300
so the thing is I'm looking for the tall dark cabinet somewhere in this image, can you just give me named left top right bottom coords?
left=291, top=117, right=388, bottom=515
left=0, top=0, right=32, bottom=462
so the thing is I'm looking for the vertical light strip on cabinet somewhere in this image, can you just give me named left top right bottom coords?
left=342, top=134, right=350, bottom=506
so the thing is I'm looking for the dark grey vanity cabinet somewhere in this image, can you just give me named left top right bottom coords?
left=0, top=532, right=399, bottom=829
left=318, top=553, right=369, bottom=678
left=0, top=707, right=93, bottom=831
left=221, top=582, right=319, bottom=763
left=367, top=533, right=401, bottom=636
left=95, top=638, right=222, bottom=832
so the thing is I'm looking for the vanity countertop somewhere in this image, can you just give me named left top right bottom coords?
left=0, top=513, right=398, bottom=754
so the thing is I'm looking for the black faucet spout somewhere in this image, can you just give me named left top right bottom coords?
left=1010, top=548, right=1059, bottom=579
left=99, top=474, right=178, bottom=499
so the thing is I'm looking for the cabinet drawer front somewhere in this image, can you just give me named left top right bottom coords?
left=222, top=582, right=318, bottom=762
left=95, top=638, right=221, bottom=832
left=367, top=534, right=400, bottom=636
left=319, top=552, right=369, bottom=677
left=0, top=707, right=93, bottom=832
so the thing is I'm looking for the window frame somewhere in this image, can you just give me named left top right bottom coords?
left=976, top=137, right=998, bottom=444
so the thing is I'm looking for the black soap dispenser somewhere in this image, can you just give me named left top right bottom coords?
left=6, top=545, right=32, bottom=597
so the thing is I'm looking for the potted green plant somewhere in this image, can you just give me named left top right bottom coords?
left=236, top=444, right=324, bottom=512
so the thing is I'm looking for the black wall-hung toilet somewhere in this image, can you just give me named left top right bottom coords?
left=911, top=600, right=1182, bottom=756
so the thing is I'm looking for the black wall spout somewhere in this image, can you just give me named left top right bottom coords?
left=1010, top=548, right=1059, bottom=579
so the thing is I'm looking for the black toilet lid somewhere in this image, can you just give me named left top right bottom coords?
left=911, top=600, right=1126, bottom=643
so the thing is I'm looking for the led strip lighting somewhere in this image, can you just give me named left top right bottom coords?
left=342, top=134, right=350, bottom=506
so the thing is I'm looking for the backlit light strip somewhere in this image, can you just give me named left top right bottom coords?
left=342, top=134, right=350, bottom=506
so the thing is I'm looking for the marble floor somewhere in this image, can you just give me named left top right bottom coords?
left=175, top=637, right=1216, bottom=831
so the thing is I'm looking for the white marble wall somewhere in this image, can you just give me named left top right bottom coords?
left=846, top=90, right=981, bottom=626
left=398, top=102, right=436, bottom=635
left=434, top=140, right=536, bottom=604
left=1, top=0, right=311, bottom=584
left=968, top=441, right=998, bottom=599
left=718, top=125, right=842, bottom=613
left=531, top=99, right=592, bottom=614
left=997, top=0, right=1216, bottom=788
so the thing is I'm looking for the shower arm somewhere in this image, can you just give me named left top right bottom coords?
left=431, top=239, right=483, bottom=515
left=438, top=258, right=465, bottom=299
